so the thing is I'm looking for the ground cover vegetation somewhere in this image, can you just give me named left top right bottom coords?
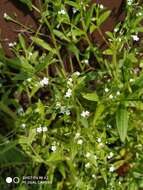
left=1, top=0, right=143, bottom=189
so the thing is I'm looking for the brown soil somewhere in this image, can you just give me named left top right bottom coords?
left=0, top=0, right=125, bottom=57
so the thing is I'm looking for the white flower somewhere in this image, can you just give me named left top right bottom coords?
left=65, top=89, right=72, bottom=98
left=107, top=124, right=112, bottom=128
left=67, top=78, right=73, bottom=86
left=58, top=9, right=66, bottom=15
left=75, top=133, right=80, bottom=139
left=105, top=88, right=109, bottom=93
left=8, top=42, right=17, bottom=47
left=132, top=35, right=139, bottom=41
left=107, top=152, right=114, bottom=159
left=137, top=12, right=142, bottom=16
left=99, top=4, right=104, bottom=9
left=81, top=110, right=90, bottom=118
left=82, top=59, right=89, bottom=64
left=40, top=77, right=49, bottom=87
left=3, top=13, right=8, bottom=18
left=127, top=0, right=133, bottom=5
left=42, top=126, right=48, bottom=132
left=65, top=110, right=70, bottom=115
left=116, top=91, right=120, bottom=96
left=74, top=71, right=80, bottom=76
left=97, top=138, right=102, bottom=143
left=17, top=107, right=24, bottom=115
left=77, top=139, right=83, bottom=145
left=27, top=78, right=32, bottom=82
left=36, top=126, right=42, bottom=133
left=109, top=166, right=115, bottom=172
left=85, top=162, right=91, bottom=168
left=73, top=8, right=77, bottom=14
left=51, top=145, right=57, bottom=152
left=109, top=94, right=114, bottom=99
left=92, top=174, right=96, bottom=179
left=21, top=123, right=26, bottom=128
left=85, top=152, right=91, bottom=158
left=114, top=28, right=118, bottom=33
left=99, top=143, right=104, bottom=148
left=129, top=78, right=134, bottom=83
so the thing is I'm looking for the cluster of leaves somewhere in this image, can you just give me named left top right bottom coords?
left=1, top=0, right=143, bottom=189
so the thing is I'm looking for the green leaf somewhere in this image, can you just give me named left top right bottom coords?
left=31, top=37, right=57, bottom=54
left=67, top=43, right=80, bottom=61
left=93, top=104, right=104, bottom=126
left=18, top=34, right=26, bottom=52
left=0, top=141, right=28, bottom=167
left=97, top=10, right=111, bottom=26
left=53, top=29, right=70, bottom=42
left=116, top=104, right=129, bottom=142
left=0, top=102, right=16, bottom=120
left=82, top=92, right=99, bottom=101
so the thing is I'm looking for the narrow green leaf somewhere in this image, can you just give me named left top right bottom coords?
left=97, top=10, right=111, bottom=26
left=93, top=104, right=104, bottom=126
left=116, top=104, right=129, bottom=142
left=82, top=92, right=99, bottom=102
left=31, top=37, right=57, bottom=54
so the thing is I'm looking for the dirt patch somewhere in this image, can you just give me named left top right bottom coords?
left=0, top=0, right=125, bottom=57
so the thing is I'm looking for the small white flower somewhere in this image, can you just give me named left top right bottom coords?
left=65, top=89, right=72, bottom=98
left=116, top=91, right=120, bottom=96
left=65, top=110, right=70, bottom=115
left=75, top=133, right=80, bottom=139
left=97, top=138, right=102, bottom=143
left=58, top=9, right=66, bottom=15
left=8, top=42, right=17, bottom=47
left=74, top=71, right=80, bottom=76
left=127, top=0, right=133, bottom=5
left=27, top=78, right=32, bottom=82
left=42, top=126, right=48, bottom=132
left=77, top=139, right=83, bottom=145
left=109, top=166, right=115, bottom=172
left=21, top=123, right=26, bottom=128
left=36, top=126, right=42, bottom=133
left=99, top=4, right=104, bottom=9
left=40, top=77, right=49, bottom=87
left=137, top=12, right=142, bottom=16
left=92, top=174, right=96, bottom=179
left=129, top=78, right=134, bottom=83
left=105, top=88, right=109, bottom=93
left=67, top=78, right=73, bottom=86
left=17, top=107, right=24, bottom=115
left=109, top=94, right=114, bottom=99
left=3, top=13, right=8, bottom=18
left=114, top=28, right=118, bottom=33
left=82, top=59, right=89, bottom=64
left=132, top=35, right=139, bottom=41
left=107, top=124, right=112, bottom=128
left=85, top=162, right=91, bottom=168
left=85, top=152, right=91, bottom=158
left=107, top=152, right=114, bottom=159
left=51, top=145, right=57, bottom=152
left=99, top=143, right=104, bottom=148
left=73, top=8, right=77, bottom=14
left=81, top=110, right=90, bottom=118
